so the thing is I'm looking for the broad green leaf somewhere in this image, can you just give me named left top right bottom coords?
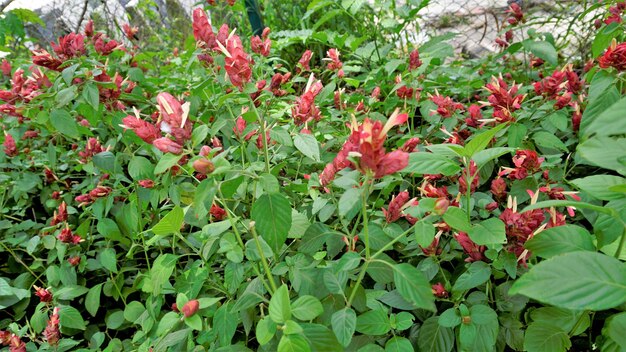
left=525, top=225, right=594, bottom=258
left=83, top=83, right=100, bottom=110
left=393, top=263, right=436, bottom=311
left=592, top=22, right=621, bottom=57
left=572, top=175, right=626, bottom=200
left=332, top=308, right=357, bottom=347
left=150, top=254, right=178, bottom=296
left=154, top=153, right=183, bottom=174
left=256, top=317, right=276, bottom=345
left=530, top=307, right=589, bottom=335
left=464, top=123, right=507, bottom=157
left=417, top=316, right=454, bottom=352
left=338, top=187, right=361, bottom=221
left=59, top=306, right=86, bottom=330
left=151, top=206, right=184, bottom=236
left=128, top=156, right=154, bottom=180
left=269, top=285, right=291, bottom=324
left=99, top=248, right=118, bottom=273
left=356, top=309, right=390, bottom=335
left=54, top=285, right=89, bottom=300
left=442, top=207, right=471, bottom=233
left=577, top=136, right=626, bottom=175
left=85, top=284, right=102, bottom=317
left=251, top=193, right=292, bottom=254
left=294, top=134, right=321, bottom=162
left=452, top=261, right=491, bottom=292
left=301, top=323, right=343, bottom=351
left=277, top=334, right=311, bottom=352
left=292, top=295, right=323, bottom=321
left=468, top=218, right=506, bottom=245
left=524, top=40, right=558, bottom=66
left=583, top=95, right=626, bottom=138
left=384, top=336, right=412, bottom=352
left=523, top=322, right=571, bottom=352
left=403, top=153, right=461, bottom=176
left=414, top=220, right=436, bottom=248
left=50, top=110, right=79, bottom=139
left=509, top=251, right=626, bottom=310
left=124, top=301, right=145, bottom=323
left=607, top=312, right=626, bottom=350
left=533, top=131, right=568, bottom=152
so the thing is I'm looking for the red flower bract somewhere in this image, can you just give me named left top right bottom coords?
left=599, top=41, right=626, bottom=71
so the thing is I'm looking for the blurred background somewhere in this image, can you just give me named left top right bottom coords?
left=0, top=0, right=600, bottom=62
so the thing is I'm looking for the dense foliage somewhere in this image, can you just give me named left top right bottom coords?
left=1, top=0, right=626, bottom=351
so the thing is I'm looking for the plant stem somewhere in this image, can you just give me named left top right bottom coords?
left=361, top=177, right=371, bottom=259
left=250, top=225, right=278, bottom=294
left=249, top=98, right=271, bottom=174
left=614, top=224, right=626, bottom=259
left=347, top=261, right=368, bottom=307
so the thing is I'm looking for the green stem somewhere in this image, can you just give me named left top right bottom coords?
left=568, top=311, right=589, bottom=337
left=250, top=225, right=278, bottom=294
left=346, top=261, right=368, bottom=307
left=614, top=224, right=626, bottom=259
left=361, top=177, right=371, bottom=259
left=249, top=98, right=271, bottom=174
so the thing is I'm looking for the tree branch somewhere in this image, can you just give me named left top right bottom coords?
left=0, top=0, right=17, bottom=12
left=74, top=0, right=89, bottom=33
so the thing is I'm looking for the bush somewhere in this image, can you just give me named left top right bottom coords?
left=0, top=1, right=625, bottom=351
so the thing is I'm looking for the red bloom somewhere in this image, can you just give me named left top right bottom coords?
left=500, top=150, right=544, bottom=180
left=431, top=282, right=448, bottom=298
left=408, top=49, right=422, bottom=70
left=298, top=50, right=313, bottom=72
left=84, top=19, right=94, bottom=37
left=465, top=104, right=483, bottom=127
left=94, top=36, right=122, bottom=55
left=396, top=85, right=414, bottom=100
left=68, top=256, right=81, bottom=266
left=370, top=86, right=381, bottom=100
left=34, top=286, right=53, bottom=302
left=599, top=41, right=626, bottom=71
left=382, top=191, right=411, bottom=223
left=1, top=59, right=10, bottom=76
left=429, top=92, right=464, bottom=118
left=89, top=186, right=112, bottom=199
left=421, top=236, right=441, bottom=256
left=454, top=232, right=486, bottom=262
left=554, top=92, right=572, bottom=110
left=121, top=114, right=161, bottom=144
left=182, top=300, right=199, bottom=317
left=250, top=27, right=271, bottom=57
left=57, top=227, right=82, bottom=244
left=459, top=161, right=479, bottom=194
left=507, top=3, right=524, bottom=25
left=51, top=201, right=68, bottom=226
left=193, top=158, right=215, bottom=175
left=320, top=110, right=409, bottom=185
left=138, top=179, right=155, bottom=188
left=3, top=133, right=17, bottom=157
left=482, top=76, right=525, bottom=123
left=32, top=50, right=64, bottom=71
left=157, top=92, right=192, bottom=143
left=44, top=307, right=61, bottom=345
left=490, top=177, right=507, bottom=200
left=122, top=23, right=139, bottom=40
left=433, top=197, right=450, bottom=216
left=75, top=194, right=93, bottom=206
left=153, top=137, right=183, bottom=154
left=234, top=116, right=247, bottom=137
left=51, top=33, right=86, bottom=59
left=78, top=138, right=104, bottom=163
left=217, top=29, right=252, bottom=90
left=9, top=335, right=25, bottom=352
left=192, top=8, right=216, bottom=49
left=400, top=137, right=420, bottom=153
left=291, top=78, right=323, bottom=125
left=326, top=48, right=343, bottom=71
left=210, top=204, right=226, bottom=220
left=269, top=72, right=290, bottom=97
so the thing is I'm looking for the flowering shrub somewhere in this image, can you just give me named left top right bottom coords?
left=1, top=1, right=626, bottom=352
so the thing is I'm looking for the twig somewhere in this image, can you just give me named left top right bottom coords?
left=74, top=0, right=89, bottom=33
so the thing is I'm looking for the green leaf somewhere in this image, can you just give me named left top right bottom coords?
left=356, top=309, right=390, bottom=335
left=592, top=22, right=621, bottom=58
left=154, top=153, right=183, bottom=174
left=302, top=323, right=343, bottom=351
left=523, top=322, right=571, bottom=352
left=150, top=254, right=178, bottom=296
left=83, top=83, right=100, bottom=110
left=530, top=307, right=589, bottom=335
left=128, top=156, right=154, bottom=180
left=256, top=317, right=276, bottom=345
left=464, top=124, right=507, bottom=157
left=99, top=248, right=118, bottom=273
left=251, top=193, right=292, bottom=254
left=277, top=334, right=311, bottom=352
left=572, top=175, right=626, bottom=200
left=414, top=220, right=436, bottom=247
left=524, top=40, right=558, bottom=66
left=452, top=261, right=491, bottom=292
left=607, top=312, right=626, bottom=350
left=269, top=285, right=291, bottom=324
left=30, top=303, right=48, bottom=333
left=533, top=131, right=568, bottom=152
left=468, top=218, right=506, bottom=246
left=124, top=301, right=145, bottom=323
left=151, top=206, right=184, bottom=236
left=442, top=207, right=471, bottom=233
left=291, top=295, right=323, bottom=321
left=393, top=263, right=436, bottom=311
left=403, top=152, right=461, bottom=176
left=509, top=251, right=626, bottom=310
left=85, top=284, right=102, bottom=317
left=294, top=134, right=321, bottom=162
left=93, top=151, right=118, bottom=173
left=385, top=336, right=413, bottom=352
left=54, top=285, right=89, bottom=300
left=417, top=316, right=455, bottom=352
left=338, top=187, right=361, bottom=221
left=525, top=225, right=595, bottom=258
left=439, top=308, right=461, bottom=328
left=59, top=306, right=86, bottom=330
left=331, top=308, right=357, bottom=347
left=50, top=110, right=79, bottom=139
left=576, top=136, right=626, bottom=176
left=582, top=96, right=626, bottom=139
left=55, top=86, right=77, bottom=107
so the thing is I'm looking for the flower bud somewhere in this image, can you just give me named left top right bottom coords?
left=182, top=299, right=199, bottom=317
left=433, top=197, right=450, bottom=215
left=193, top=158, right=215, bottom=175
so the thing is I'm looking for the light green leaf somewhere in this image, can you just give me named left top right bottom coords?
left=50, top=110, right=79, bottom=139
left=269, top=285, right=291, bottom=324
left=151, top=206, right=184, bottom=236
left=251, top=193, right=292, bottom=254
left=523, top=322, right=571, bottom=352
left=417, top=316, right=454, bottom=352
left=356, top=309, right=390, bottom=335
left=59, top=306, right=86, bottom=330
left=464, top=124, right=507, bottom=157
left=452, top=261, right=491, bottom=292
left=393, top=264, right=436, bottom=311
left=332, top=308, right=357, bottom=347
left=150, top=254, right=178, bottom=296
left=292, top=295, right=323, bottom=321
left=403, top=153, right=461, bottom=176
left=294, top=134, right=321, bottom=162
left=468, top=218, right=506, bottom=246
left=525, top=225, right=594, bottom=258
left=509, top=251, right=626, bottom=310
